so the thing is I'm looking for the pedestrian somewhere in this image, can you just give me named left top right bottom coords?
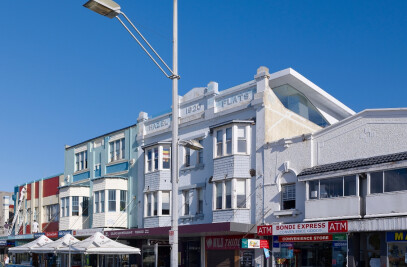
left=4, top=254, right=9, bottom=266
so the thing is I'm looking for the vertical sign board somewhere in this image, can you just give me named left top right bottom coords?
left=169, top=230, right=174, bottom=245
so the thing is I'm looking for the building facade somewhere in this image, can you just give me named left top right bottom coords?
left=261, top=108, right=407, bottom=267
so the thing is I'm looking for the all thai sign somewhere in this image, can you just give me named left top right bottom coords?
left=257, top=221, right=348, bottom=236
left=205, top=236, right=241, bottom=250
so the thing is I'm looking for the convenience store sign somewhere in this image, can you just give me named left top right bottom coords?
left=258, top=221, right=348, bottom=236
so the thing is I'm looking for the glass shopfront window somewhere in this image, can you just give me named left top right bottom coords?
left=387, top=231, right=407, bottom=267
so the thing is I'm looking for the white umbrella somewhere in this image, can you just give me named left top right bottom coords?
left=31, top=234, right=79, bottom=254
left=57, top=232, right=140, bottom=255
left=9, top=235, right=54, bottom=253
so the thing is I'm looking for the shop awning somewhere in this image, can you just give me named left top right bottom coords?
left=57, top=232, right=140, bottom=255
left=31, top=234, right=79, bottom=254
left=9, top=235, right=53, bottom=253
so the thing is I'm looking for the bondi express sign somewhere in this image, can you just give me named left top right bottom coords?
left=273, top=221, right=348, bottom=235
left=257, top=221, right=348, bottom=236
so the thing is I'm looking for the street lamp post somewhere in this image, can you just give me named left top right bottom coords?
left=83, top=0, right=180, bottom=265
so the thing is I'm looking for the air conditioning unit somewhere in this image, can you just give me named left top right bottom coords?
left=310, top=191, right=318, bottom=198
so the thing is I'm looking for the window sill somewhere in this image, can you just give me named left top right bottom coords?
left=144, top=215, right=171, bottom=218
left=180, top=214, right=204, bottom=221
left=73, top=168, right=90, bottom=175
left=180, top=163, right=204, bottom=173
left=274, top=209, right=301, bottom=218
left=145, top=169, right=170, bottom=175
left=106, top=159, right=127, bottom=166
left=214, top=154, right=250, bottom=160
left=213, top=208, right=250, bottom=211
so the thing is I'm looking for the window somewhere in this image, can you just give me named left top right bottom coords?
left=215, top=179, right=248, bottom=210
left=34, top=207, right=38, bottom=221
left=197, top=188, right=204, bottom=214
left=183, top=191, right=190, bottom=215
left=72, top=196, right=79, bottom=216
left=162, top=191, right=170, bottom=215
left=65, top=197, right=69, bottom=217
left=108, top=190, right=116, bottom=212
left=237, top=126, right=247, bottom=153
left=320, top=177, right=343, bottom=198
left=185, top=147, right=191, bottom=167
left=197, top=140, right=204, bottom=164
left=225, top=180, right=232, bottom=209
left=370, top=168, right=407, bottom=194
left=308, top=175, right=358, bottom=199
left=273, top=84, right=329, bottom=127
left=216, top=183, right=222, bottom=210
left=226, top=127, right=232, bottom=155
left=75, top=151, right=88, bottom=172
left=153, top=192, right=157, bottom=216
left=145, top=145, right=171, bottom=173
left=100, top=191, right=105, bottom=213
left=344, top=176, right=356, bottom=196
left=147, top=193, right=152, bottom=216
left=46, top=204, right=59, bottom=222
left=214, top=125, right=250, bottom=158
left=281, top=184, right=295, bottom=210
left=216, top=130, right=223, bottom=157
left=94, top=192, right=100, bottom=213
left=61, top=198, right=65, bottom=217
left=163, top=147, right=171, bottom=169
left=120, top=190, right=127, bottom=211
left=109, top=138, right=125, bottom=162
left=370, top=171, right=383, bottom=194
left=236, top=180, right=247, bottom=208
left=82, top=197, right=89, bottom=216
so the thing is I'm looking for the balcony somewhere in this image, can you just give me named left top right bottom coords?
left=305, top=196, right=361, bottom=221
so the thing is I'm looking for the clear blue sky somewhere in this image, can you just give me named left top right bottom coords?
left=1, top=1, right=406, bottom=191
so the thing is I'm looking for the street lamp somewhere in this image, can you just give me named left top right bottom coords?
left=83, top=0, right=180, bottom=266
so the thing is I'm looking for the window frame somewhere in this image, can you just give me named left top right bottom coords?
left=109, top=138, right=125, bottom=163
left=120, top=190, right=127, bottom=211
left=214, top=179, right=249, bottom=210
left=75, top=151, right=88, bottom=172
left=213, top=124, right=251, bottom=158
left=108, top=190, right=116, bottom=212
left=94, top=191, right=100, bottom=213
left=281, top=184, right=296, bottom=210
left=72, top=196, right=79, bottom=216
left=144, top=191, right=171, bottom=217
left=145, top=145, right=171, bottom=173
left=307, top=175, right=358, bottom=200
left=82, top=197, right=89, bottom=217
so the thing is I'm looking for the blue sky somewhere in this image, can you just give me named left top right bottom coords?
left=1, top=0, right=406, bottom=191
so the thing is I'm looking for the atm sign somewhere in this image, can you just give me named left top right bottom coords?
left=387, top=231, right=407, bottom=242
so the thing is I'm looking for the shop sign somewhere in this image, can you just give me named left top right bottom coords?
left=12, top=234, right=34, bottom=240
left=386, top=231, right=407, bottom=242
left=205, top=235, right=241, bottom=250
left=34, top=233, right=45, bottom=238
left=45, top=232, right=58, bottom=238
left=169, top=230, right=174, bottom=245
left=242, top=239, right=269, bottom=249
left=257, top=225, right=273, bottom=236
left=73, top=228, right=103, bottom=237
left=333, top=241, right=347, bottom=247
left=15, top=240, right=30, bottom=246
left=0, top=240, right=7, bottom=246
left=58, top=230, right=72, bottom=237
left=332, top=234, right=347, bottom=241
left=273, top=220, right=348, bottom=235
left=279, top=235, right=333, bottom=242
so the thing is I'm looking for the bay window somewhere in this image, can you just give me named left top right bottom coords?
left=145, top=145, right=171, bottom=173
left=145, top=191, right=171, bottom=217
left=94, top=192, right=100, bottom=213
left=120, top=190, right=127, bottom=211
left=100, top=191, right=105, bottom=213
left=214, top=124, right=251, bottom=158
left=214, top=179, right=249, bottom=210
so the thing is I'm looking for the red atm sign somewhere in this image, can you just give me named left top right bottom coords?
left=257, top=221, right=348, bottom=236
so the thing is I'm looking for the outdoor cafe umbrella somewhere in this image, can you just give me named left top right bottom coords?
left=57, top=232, right=141, bottom=255
left=9, top=235, right=54, bottom=253
left=30, top=234, right=79, bottom=254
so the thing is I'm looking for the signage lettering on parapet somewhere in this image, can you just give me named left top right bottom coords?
left=145, top=118, right=171, bottom=135
left=387, top=231, right=407, bottom=242
left=272, top=220, right=348, bottom=235
left=216, top=90, right=253, bottom=110
left=183, top=103, right=203, bottom=117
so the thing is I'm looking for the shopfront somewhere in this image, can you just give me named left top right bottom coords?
left=258, top=220, right=348, bottom=267
left=387, top=231, right=407, bottom=267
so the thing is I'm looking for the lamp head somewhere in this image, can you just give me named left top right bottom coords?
left=181, top=140, right=203, bottom=151
left=83, top=0, right=121, bottom=18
